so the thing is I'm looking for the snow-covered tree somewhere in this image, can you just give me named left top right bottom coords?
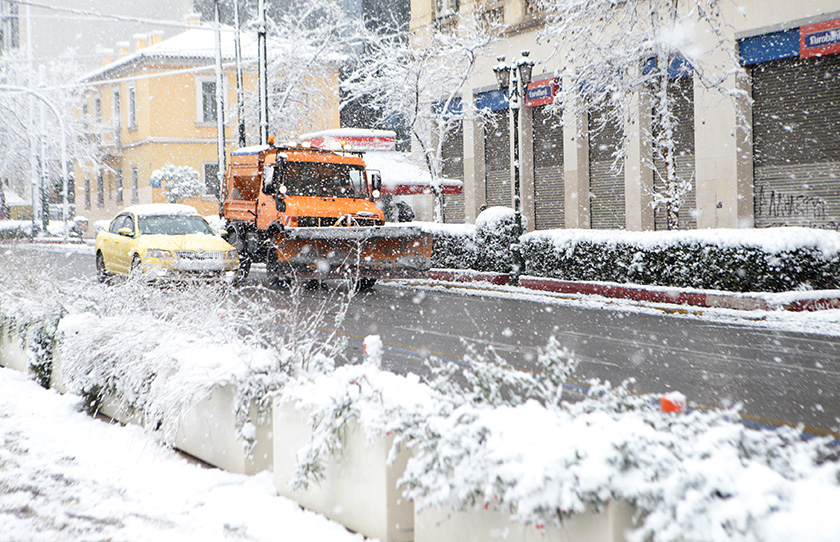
left=151, top=165, right=204, bottom=204
left=0, top=50, right=106, bottom=217
left=341, top=8, right=504, bottom=222
left=538, top=0, right=742, bottom=230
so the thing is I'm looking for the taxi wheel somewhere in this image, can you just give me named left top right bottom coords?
left=129, top=254, right=143, bottom=280
left=95, top=252, right=112, bottom=284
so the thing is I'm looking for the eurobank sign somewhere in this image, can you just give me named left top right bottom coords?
left=525, top=78, right=560, bottom=107
left=801, top=18, right=840, bottom=58
left=739, top=17, right=840, bottom=65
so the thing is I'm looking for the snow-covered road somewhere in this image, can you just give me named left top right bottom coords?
left=0, top=368, right=366, bottom=542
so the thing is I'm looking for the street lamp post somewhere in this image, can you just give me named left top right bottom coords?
left=494, top=51, right=533, bottom=286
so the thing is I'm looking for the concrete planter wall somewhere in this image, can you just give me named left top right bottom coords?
left=0, top=329, right=29, bottom=373
left=272, top=399, right=414, bottom=542
left=174, top=384, right=272, bottom=475
left=415, top=500, right=636, bottom=542
left=51, top=350, right=271, bottom=475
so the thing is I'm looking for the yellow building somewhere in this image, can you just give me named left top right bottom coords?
left=75, top=20, right=341, bottom=230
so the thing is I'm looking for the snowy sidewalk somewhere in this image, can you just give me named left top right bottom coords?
left=0, top=368, right=366, bottom=542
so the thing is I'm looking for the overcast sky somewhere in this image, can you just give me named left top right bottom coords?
left=20, top=0, right=194, bottom=70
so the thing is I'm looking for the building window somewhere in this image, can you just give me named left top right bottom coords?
left=204, top=162, right=220, bottom=198
left=94, top=97, right=101, bottom=122
left=127, top=85, right=137, bottom=130
left=84, top=176, right=91, bottom=210
left=116, top=169, right=123, bottom=205
left=131, top=166, right=139, bottom=204
left=199, top=80, right=217, bottom=123
left=435, top=0, right=460, bottom=16
left=97, top=171, right=104, bottom=208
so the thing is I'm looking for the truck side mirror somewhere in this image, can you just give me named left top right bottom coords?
left=370, top=172, right=382, bottom=199
left=262, top=164, right=276, bottom=195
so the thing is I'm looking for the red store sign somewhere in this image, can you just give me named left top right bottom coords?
left=800, top=18, right=840, bottom=59
left=525, top=78, right=560, bottom=108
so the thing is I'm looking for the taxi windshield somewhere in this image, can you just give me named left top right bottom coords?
left=138, top=215, right=215, bottom=235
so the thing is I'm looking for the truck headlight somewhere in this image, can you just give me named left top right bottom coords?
left=146, top=249, right=174, bottom=259
left=224, top=249, right=238, bottom=259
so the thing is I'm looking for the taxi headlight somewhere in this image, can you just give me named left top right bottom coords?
left=146, top=249, right=174, bottom=259
left=224, top=249, right=238, bottom=259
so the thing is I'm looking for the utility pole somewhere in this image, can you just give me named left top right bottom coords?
left=213, top=0, right=226, bottom=201
left=257, top=0, right=269, bottom=145
left=233, top=0, right=246, bottom=148
left=38, top=65, right=48, bottom=232
left=26, top=4, right=38, bottom=231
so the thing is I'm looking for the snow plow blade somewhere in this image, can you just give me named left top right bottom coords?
left=272, top=226, right=433, bottom=280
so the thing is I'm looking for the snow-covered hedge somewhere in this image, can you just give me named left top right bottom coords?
left=474, top=207, right=526, bottom=273
left=522, top=228, right=840, bottom=292
left=0, top=220, right=34, bottom=240
left=416, top=222, right=476, bottom=270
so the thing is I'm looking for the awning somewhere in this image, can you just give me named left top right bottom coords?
left=362, top=151, right=463, bottom=196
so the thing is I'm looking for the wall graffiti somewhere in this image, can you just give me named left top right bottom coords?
left=754, top=184, right=828, bottom=221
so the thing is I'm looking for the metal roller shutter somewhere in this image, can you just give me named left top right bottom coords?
left=653, top=75, right=697, bottom=230
left=752, top=54, right=840, bottom=229
left=441, top=120, right=465, bottom=223
left=532, top=105, right=564, bottom=229
left=588, top=105, right=625, bottom=229
left=484, top=110, right=511, bottom=208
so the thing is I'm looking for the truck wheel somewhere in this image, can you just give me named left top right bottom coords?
left=356, top=278, right=377, bottom=292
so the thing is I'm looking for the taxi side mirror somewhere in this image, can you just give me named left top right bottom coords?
left=117, top=227, right=134, bottom=238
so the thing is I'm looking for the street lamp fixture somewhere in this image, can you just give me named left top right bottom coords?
left=494, top=51, right=533, bottom=285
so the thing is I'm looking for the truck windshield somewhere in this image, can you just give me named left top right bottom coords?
left=282, top=161, right=368, bottom=198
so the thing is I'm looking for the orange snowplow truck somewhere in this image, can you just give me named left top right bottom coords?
left=221, top=143, right=433, bottom=289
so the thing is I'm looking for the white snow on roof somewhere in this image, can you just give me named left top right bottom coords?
left=299, top=128, right=397, bottom=140
left=122, top=204, right=199, bottom=217
left=2, top=188, right=26, bottom=206
left=83, top=25, right=257, bottom=81
left=362, top=151, right=462, bottom=192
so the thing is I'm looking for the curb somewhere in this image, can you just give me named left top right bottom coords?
left=428, top=270, right=840, bottom=312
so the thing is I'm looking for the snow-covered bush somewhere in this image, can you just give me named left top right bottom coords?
left=417, top=222, right=476, bottom=269
left=54, top=279, right=349, bottom=453
left=474, top=207, right=527, bottom=273
left=522, top=228, right=840, bottom=292
left=0, top=220, right=34, bottom=240
left=151, top=165, right=204, bottom=204
left=0, top=251, right=69, bottom=387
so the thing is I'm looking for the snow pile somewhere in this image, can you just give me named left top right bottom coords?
left=0, top=369, right=365, bottom=542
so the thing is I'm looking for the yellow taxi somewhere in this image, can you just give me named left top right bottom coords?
left=95, top=204, right=239, bottom=282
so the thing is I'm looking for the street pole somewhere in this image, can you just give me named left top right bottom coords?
left=494, top=51, right=533, bottom=286
left=257, top=0, right=269, bottom=145
left=509, top=64, right=523, bottom=285
left=213, top=0, right=226, bottom=201
left=39, top=66, right=48, bottom=233
left=233, top=0, right=246, bottom=148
